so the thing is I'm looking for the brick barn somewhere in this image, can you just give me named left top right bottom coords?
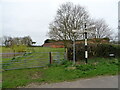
left=42, top=41, right=64, bottom=48
left=42, top=38, right=110, bottom=48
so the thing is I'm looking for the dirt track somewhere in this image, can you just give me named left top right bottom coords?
left=21, top=75, right=118, bottom=88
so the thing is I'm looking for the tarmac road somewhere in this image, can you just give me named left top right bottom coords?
left=23, top=75, right=119, bottom=88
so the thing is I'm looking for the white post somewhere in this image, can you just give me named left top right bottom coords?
left=84, top=23, right=88, bottom=63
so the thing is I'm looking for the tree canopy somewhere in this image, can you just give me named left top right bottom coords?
left=48, top=2, right=112, bottom=47
left=1, top=36, right=35, bottom=47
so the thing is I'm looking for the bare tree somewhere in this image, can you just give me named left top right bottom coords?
left=48, top=2, right=90, bottom=47
left=92, top=19, right=112, bottom=39
left=48, top=2, right=113, bottom=46
left=22, top=36, right=33, bottom=46
left=109, top=31, right=118, bottom=44
left=2, top=36, right=13, bottom=46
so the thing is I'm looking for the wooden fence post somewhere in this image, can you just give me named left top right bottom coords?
left=49, top=52, right=52, bottom=64
left=14, top=49, right=15, bottom=57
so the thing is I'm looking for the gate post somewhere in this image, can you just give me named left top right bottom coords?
left=49, top=52, right=52, bottom=64
left=65, top=48, right=68, bottom=60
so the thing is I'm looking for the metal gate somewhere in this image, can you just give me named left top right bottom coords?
left=1, top=52, right=65, bottom=70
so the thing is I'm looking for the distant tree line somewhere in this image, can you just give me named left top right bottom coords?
left=0, top=36, right=36, bottom=47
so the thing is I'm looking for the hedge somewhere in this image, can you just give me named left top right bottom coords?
left=67, top=43, right=120, bottom=61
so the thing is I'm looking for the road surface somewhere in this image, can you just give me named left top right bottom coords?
left=22, top=75, right=118, bottom=88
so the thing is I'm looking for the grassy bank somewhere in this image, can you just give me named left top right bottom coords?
left=2, top=58, right=119, bottom=88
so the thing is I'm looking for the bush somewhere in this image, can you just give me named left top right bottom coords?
left=11, top=45, right=27, bottom=52
left=47, top=63, right=60, bottom=67
left=109, top=59, right=119, bottom=65
left=60, top=60, right=73, bottom=67
left=95, top=44, right=116, bottom=57
left=67, top=43, right=120, bottom=61
left=76, top=64, right=96, bottom=71
left=48, top=60, right=73, bottom=68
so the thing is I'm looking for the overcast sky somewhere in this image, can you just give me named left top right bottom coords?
left=0, top=0, right=119, bottom=45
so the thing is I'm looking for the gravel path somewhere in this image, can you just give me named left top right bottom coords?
left=21, top=75, right=118, bottom=88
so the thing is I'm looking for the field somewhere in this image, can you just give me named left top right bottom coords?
left=1, top=46, right=65, bottom=53
left=1, top=46, right=65, bottom=70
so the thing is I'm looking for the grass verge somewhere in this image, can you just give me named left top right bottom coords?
left=2, top=58, right=119, bottom=88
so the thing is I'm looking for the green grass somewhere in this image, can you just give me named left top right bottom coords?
left=0, top=72, right=2, bottom=88
left=1, top=46, right=65, bottom=53
left=2, top=57, right=119, bottom=88
left=2, top=47, right=65, bottom=70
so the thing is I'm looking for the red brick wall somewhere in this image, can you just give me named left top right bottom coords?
left=43, top=42, right=64, bottom=48
left=43, top=39, right=109, bottom=48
